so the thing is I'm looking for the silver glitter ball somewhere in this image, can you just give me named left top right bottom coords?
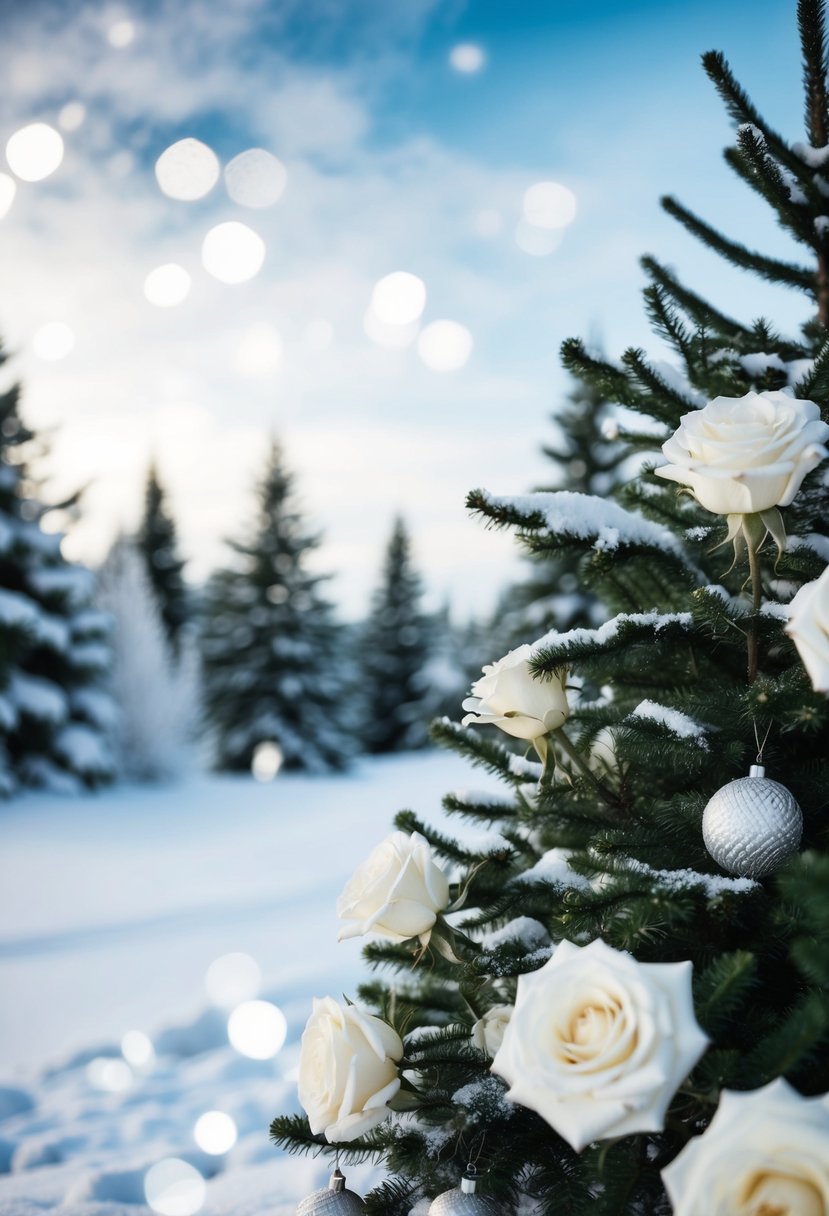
left=296, top=1169, right=366, bottom=1215
left=428, top=1177, right=501, bottom=1215
left=702, top=765, right=802, bottom=879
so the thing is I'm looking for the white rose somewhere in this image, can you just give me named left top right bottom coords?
left=471, top=1005, right=513, bottom=1057
left=490, top=938, right=708, bottom=1152
left=298, top=997, right=403, bottom=1143
left=786, top=565, right=829, bottom=692
left=662, top=1078, right=829, bottom=1216
left=337, top=830, right=450, bottom=945
left=655, top=390, right=829, bottom=516
left=461, top=644, right=570, bottom=742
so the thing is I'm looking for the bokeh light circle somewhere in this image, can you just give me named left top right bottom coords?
left=227, top=999, right=287, bottom=1059
left=417, top=320, right=473, bottom=372
left=144, top=264, right=191, bottom=308
left=32, top=322, right=75, bottom=362
left=522, top=180, right=577, bottom=230
left=155, top=138, right=220, bottom=202
left=144, top=1159, right=206, bottom=1216
left=449, top=44, right=486, bottom=73
left=58, top=102, right=86, bottom=132
left=225, top=149, right=286, bottom=208
left=108, top=20, right=136, bottom=48
left=201, top=221, right=265, bottom=284
left=0, top=174, right=16, bottom=220
left=205, top=952, right=262, bottom=1008
left=6, top=123, right=64, bottom=182
left=86, top=1056, right=133, bottom=1092
left=371, top=271, right=426, bottom=327
left=251, top=740, right=284, bottom=780
left=121, top=1029, right=155, bottom=1068
left=194, top=1110, right=237, bottom=1155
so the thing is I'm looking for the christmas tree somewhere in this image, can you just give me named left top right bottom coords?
left=273, top=3, right=829, bottom=1212
left=201, top=440, right=352, bottom=773
left=0, top=346, right=114, bottom=794
left=136, top=464, right=190, bottom=656
left=356, top=516, right=433, bottom=754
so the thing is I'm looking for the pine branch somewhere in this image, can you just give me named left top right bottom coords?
left=364, top=1178, right=418, bottom=1216
left=694, top=950, right=759, bottom=1037
left=725, top=129, right=816, bottom=244
left=641, top=255, right=751, bottom=340
left=661, top=195, right=816, bottom=294
left=560, top=338, right=637, bottom=404
left=620, top=346, right=699, bottom=424
left=429, top=718, right=525, bottom=785
left=702, top=49, right=808, bottom=180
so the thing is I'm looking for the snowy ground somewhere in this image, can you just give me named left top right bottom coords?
left=0, top=752, right=478, bottom=1216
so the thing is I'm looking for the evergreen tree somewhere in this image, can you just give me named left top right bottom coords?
left=201, top=441, right=352, bottom=773
left=0, top=347, right=114, bottom=794
left=97, top=537, right=195, bottom=781
left=136, top=464, right=189, bottom=655
left=357, top=517, right=432, bottom=753
left=274, top=5, right=829, bottom=1211
left=499, top=374, right=625, bottom=643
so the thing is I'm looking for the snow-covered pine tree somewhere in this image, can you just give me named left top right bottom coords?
left=96, top=537, right=194, bottom=781
left=136, top=464, right=189, bottom=655
left=273, top=4, right=829, bottom=1212
left=201, top=440, right=352, bottom=772
left=495, top=373, right=625, bottom=646
left=0, top=346, right=114, bottom=794
left=356, top=517, right=433, bottom=754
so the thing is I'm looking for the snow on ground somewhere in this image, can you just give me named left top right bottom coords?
left=0, top=751, right=479, bottom=1216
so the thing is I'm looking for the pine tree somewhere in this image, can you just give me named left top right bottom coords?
left=136, top=464, right=189, bottom=655
left=201, top=441, right=352, bottom=773
left=97, top=537, right=195, bottom=781
left=356, top=517, right=433, bottom=754
left=498, top=374, right=625, bottom=643
left=273, top=5, right=829, bottom=1212
left=0, top=347, right=114, bottom=794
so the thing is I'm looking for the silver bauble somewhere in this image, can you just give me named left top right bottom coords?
left=296, top=1169, right=366, bottom=1215
left=702, top=764, right=802, bottom=879
left=428, top=1175, right=501, bottom=1215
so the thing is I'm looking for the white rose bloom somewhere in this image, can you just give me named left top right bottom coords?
left=491, top=938, right=708, bottom=1152
left=461, top=644, right=569, bottom=742
left=662, top=1078, right=829, bottom=1216
left=787, top=565, right=829, bottom=692
left=337, top=830, right=450, bottom=945
left=298, top=997, right=403, bottom=1143
left=471, top=1004, right=513, bottom=1057
left=655, top=390, right=829, bottom=516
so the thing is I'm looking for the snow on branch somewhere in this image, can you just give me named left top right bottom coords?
left=473, top=489, right=694, bottom=563
left=530, top=610, right=693, bottom=669
left=611, top=854, right=759, bottom=897
left=629, top=699, right=710, bottom=748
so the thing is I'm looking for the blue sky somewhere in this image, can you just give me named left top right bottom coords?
left=0, top=0, right=816, bottom=618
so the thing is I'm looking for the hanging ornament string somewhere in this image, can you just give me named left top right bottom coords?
left=753, top=718, right=773, bottom=766
left=427, top=1131, right=499, bottom=1214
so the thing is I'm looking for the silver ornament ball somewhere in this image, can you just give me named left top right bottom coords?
left=428, top=1175, right=501, bottom=1215
left=702, top=765, right=802, bottom=879
left=296, top=1169, right=366, bottom=1216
